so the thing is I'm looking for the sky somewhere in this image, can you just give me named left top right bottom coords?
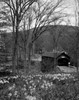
left=28, top=0, right=77, bottom=28
left=0, top=0, right=78, bottom=32
left=63, top=0, right=78, bottom=26
left=40, top=0, right=78, bottom=26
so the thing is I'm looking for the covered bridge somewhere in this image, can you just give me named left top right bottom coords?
left=41, top=51, right=71, bottom=72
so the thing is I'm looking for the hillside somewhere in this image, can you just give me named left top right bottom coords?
left=0, top=25, right=79, bottom=66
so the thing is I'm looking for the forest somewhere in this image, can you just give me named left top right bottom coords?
left=0, top=0, right=79, bottom=100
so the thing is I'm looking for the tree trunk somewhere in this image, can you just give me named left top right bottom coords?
left=23, top=45, right=29, bottom=74
left=76, top=49, right=79, bottom=72
left=12, top=36, right=18, bottom=73
left=53, top=42, right=57, bottom=69
left=28, top=42, right=32, bottom=70
left=75, top=36, right=79, bottom=72
left=23, top=43, right=32, bottom=74
left=12, top=24, right=19, bottom=74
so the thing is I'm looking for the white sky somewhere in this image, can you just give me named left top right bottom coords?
left=0, top=0, right=78, bottom=32
left=40, top=0, right=78, bottom=26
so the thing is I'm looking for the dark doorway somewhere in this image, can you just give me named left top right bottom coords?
left=56, top=52, right=70, bottom=66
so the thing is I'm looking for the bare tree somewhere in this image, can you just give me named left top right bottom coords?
left=18, top=0, right=71, bottom=72
left=0, top=0, right=72, bottom=73
left=0, top=0, right=36, bottom=74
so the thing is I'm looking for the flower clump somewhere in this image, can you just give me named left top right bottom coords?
left=0, top=73, right=78, bottom=100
